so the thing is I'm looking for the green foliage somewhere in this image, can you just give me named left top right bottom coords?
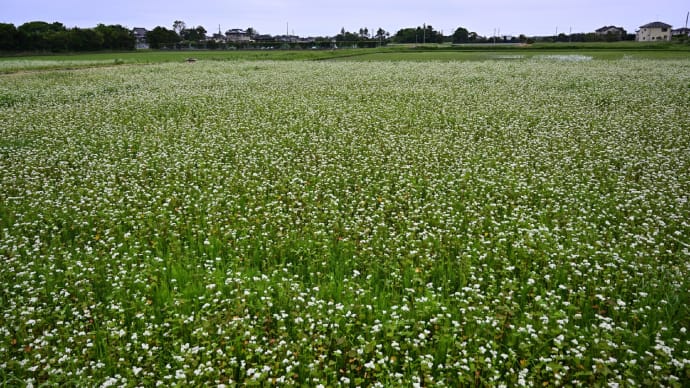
left=0, top=23, right=19, bottom=51
left=452, top=27, right=470, bottom=43
left=145, top=26, right=181, bottom=49
left=0, top=22, right=134, bottom=52
left=94, top=24, right=136, bottom=50
left=392, top=25, right=444, bottom=44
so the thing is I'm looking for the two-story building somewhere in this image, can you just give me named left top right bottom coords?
left=132, top=27, right=149, bottom=49
left=225, top=29, right=252, bottom=43
left=636, top=22, right=672, bottom=41
left=595, top=26, right=626, bottom=39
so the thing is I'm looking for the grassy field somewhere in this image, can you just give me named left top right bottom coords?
left=1, top=54, right=690, bottom=386
left=1, top=42, right=690, bottom=72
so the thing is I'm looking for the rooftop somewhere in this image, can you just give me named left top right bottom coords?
left=639, top=21, right=672, bottom=29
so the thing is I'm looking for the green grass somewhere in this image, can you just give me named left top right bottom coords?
left=1, top=57, right=689, bottom=386
left=2, top=41, right=689, bottom=72
left=0, top=49, right=374, bottom=72
left=330, top=49, right=690, bottom=61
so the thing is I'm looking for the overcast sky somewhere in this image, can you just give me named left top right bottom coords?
left=1, top=1, right=688, bottom=37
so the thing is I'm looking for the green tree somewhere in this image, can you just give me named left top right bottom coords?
left=0, top=23, right=18, bottom=50
left=182, top=26, right=207, bottom=42
left=94, top=24, right=135, bottom=50
left=335, top=28, right=360, bottom=43
left=146, top=26, right=180, bottom=49
left=393, top=25, right=443, bottom=44
left=17, top=21, right=67, bottom=50
left=375, top=28, right=386, bottom=39
left=452, top=27, right=469, bottom=43
left=67, top=28, right=104, bottom=51
left=172, top=20, right=186, bottom=36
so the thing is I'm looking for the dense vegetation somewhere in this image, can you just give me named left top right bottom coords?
left=0, top=22, right=135, bottom=52
left=1, top=56, right=689, bottom=386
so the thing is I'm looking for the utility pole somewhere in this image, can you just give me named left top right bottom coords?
left=423, top=23, right=426, bottom=44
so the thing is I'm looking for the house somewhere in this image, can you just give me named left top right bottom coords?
left=253, top=34, right=274, bottom=42
left=636, top=21, right=672, bottom=41
left=595, top=26, right=625, bottom=37
left=132, top=27, right=149, bottom=49
left=225, top=29, right=252, bottom=42
left=672, top=27, right=690, bottom=37
left=211, top=33, right=226, bottom=43
left=275, top=35, right=299, bottom=43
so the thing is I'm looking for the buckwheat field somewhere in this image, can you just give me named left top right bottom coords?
left=1, top=57, right=689, bottom=386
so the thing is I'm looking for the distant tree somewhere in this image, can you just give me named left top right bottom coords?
left=335, top=28, right=360, bottom=43
left=67, top=28, right=104, bottom=51
left=568, top=33, right=585, bottom=42
left=604, top=29, right=625, bottom=42
left=172, top=20, right=186, bottom=36
left=393, top=25, right=443, bottom=44
left=182, top=25, right=207, bottom=42
left=452, top=27, right=469, bottom=43
left=46, top=30, right=70, bottom=51
left=392, top=28, right=414, bottom=43
left=147, top=26, right=180, bottom=49
left=425, top=25, right=443, bottom=43
left=17, top=21, right=67, bottom=50
left=95, top=24, right=135, bottom=50
left=0, top=23, right=18, bottom=50
left=246, top=27, right=257, bottom=37
left=3, top=21, right=133, bottom=52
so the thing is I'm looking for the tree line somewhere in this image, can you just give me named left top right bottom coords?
left=0, top=21, right=135, bottom=51
left=0, top=20, right=489, bottom=52
left=0, top=19, right=646, bottom=53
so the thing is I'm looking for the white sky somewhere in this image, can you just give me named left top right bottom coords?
left=1, top=0, right=688, bottom=37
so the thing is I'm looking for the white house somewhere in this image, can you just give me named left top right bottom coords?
left=225, top=29, right=252, bottom=42
left=636, top=22, right=672, bottom=41
left=132, top=27, right=149, bottom=49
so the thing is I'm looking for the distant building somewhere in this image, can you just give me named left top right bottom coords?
left=253, top=34, right=274, bottom=42
left=132, top=27, right=149, bottom=49
left=275, top=35, right=299, bottom=43
left=595, top=26, right=625, bottom=37
left=672, top=27, right=690, bottom=37
left=212, top=33, right=226, bottom=43
left=225, top=29, right=252, bottom=42
left=636, top=21, right=672, bottom=41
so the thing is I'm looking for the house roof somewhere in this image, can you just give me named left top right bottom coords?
left=639, top=21, right=672, bottom=29
left=596, top=26, right=623, bottom=32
